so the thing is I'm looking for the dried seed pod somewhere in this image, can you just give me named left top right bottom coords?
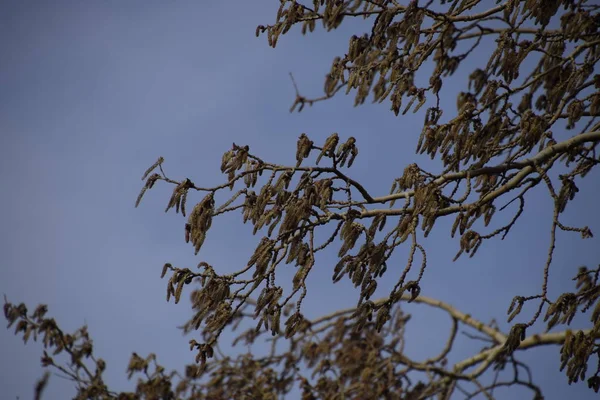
left=336, top=136, right=358, bottom=167
left=316, top=133, right=339, bottom=164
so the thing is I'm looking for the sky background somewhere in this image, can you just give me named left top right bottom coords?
left=1, top=1, right=599, bottom=399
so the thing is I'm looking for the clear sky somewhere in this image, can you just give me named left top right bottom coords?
left=1, top=1, right=599, bottom=399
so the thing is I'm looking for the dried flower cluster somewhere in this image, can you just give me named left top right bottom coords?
left=6, top=0, right=600, bottom=398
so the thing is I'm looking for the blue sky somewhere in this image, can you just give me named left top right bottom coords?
left=1, top=1, right=599, bottom=399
